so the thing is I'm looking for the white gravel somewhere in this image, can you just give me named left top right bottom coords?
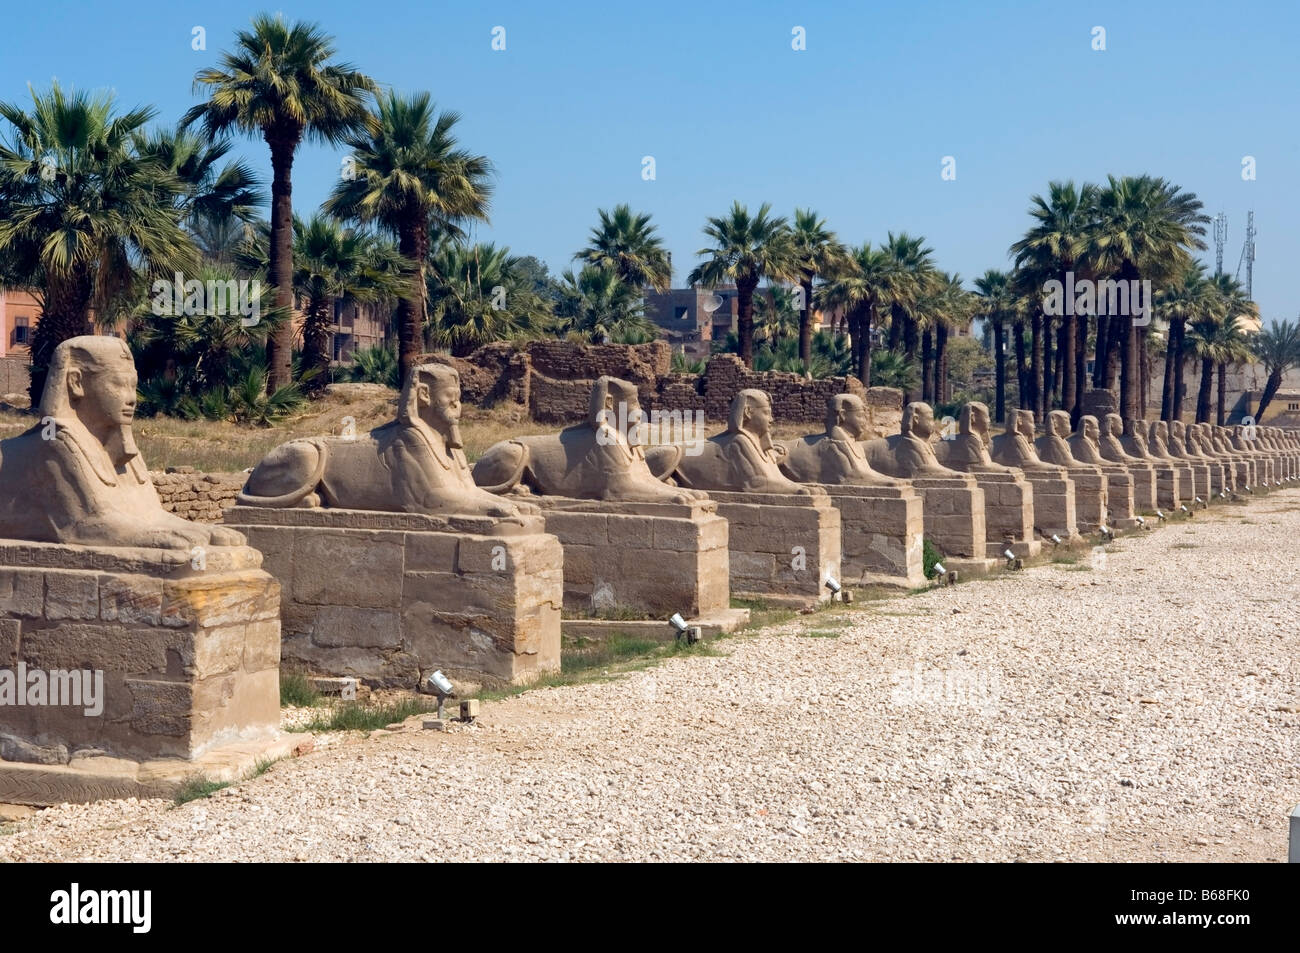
left=2, top=489, right=1298, bottom=862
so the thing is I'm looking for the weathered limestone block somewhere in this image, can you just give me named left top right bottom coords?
left=989, top=409, right=1080, bottom=542
left=1149, top=421, right=1204, bottom=502
left=703, top=490, right=842, bottom=606
left=1067, top=416, right=1138, bottom=529
left=0, top=543, right=300, bottom=805
left=1168, top=420, right=1223, bottom=497
left=1099, top=414, right=1158, bottom=513
left=224, top=507, right=561, bottom=688
left=932, top=402, right=1041, bottom=558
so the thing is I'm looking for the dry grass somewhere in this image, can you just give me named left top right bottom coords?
left=2, top=386, right=564, bottom=473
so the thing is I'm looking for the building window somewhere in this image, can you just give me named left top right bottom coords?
left=1288, top=403, right=1299, bottom=411
left=13, top=316, right=30, bottom=345
left=674, top=306, right=689, bottom=322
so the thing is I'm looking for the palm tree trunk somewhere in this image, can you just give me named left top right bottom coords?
left=1030, top=312, right=1043, bottom=420
left=1256, top=368, right=1284, bottom=420
left=1073, top=313, right=1086, bottom=426
left=888, top=303, right=903, bottom=351
left=994, top=317, right=1006, bottom=423
left=301, top=297, right=332, bottom=394
left=736, top=275, right=758, bottom=368
left=27, top=273, right=94, bottom=404
left=1093, top=314, right=1109, bottom=388
left=266, top=136, right=297, bottom=393
left=397, top=213, right=430, bottom=384
left=1172, top=323, right=1187, bottom=423
left=902, top=312, right=919, bottom=403
left=1196, top=357, right=1214, bottom=423
left=1042, top=315, right=1055, bottom=411
left=936, top=322, right=949, bottom=404
left=921, top=328, right=933, bottom=403
left=1013, top=319, right=1028, bottom=410
left=1139, top=327, right=1151, bottom=417
left=1160, top=320, right=1179, bottom=420
left=1062, top=313, right=1077, bottom=421
left=799, top=276, right=814, bottom=374
left=1216, top=362, right=1228, bottom=425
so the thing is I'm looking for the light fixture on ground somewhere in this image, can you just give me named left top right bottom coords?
left=824, top=574, right=851, bottom=604
left=668, top=612, right=701, bottom=644
left=1099, top=524, right=1113, bottom=539
left=1194, top=496, right=1204, bottom=507
left=1180, top=504, right=1190, bottom=514
left=1003, top=548, right=1022, bottom=570
left=1135, top=515, right=1146, bottom=527
left=1156, top=509, right=1166, bottom=521
left=427, top=669, right=454, bottom=719
left=1049, top=533, right=1063, bottom=548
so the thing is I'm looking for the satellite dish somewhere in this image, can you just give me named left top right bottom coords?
left=701, top=293, right=724, bottom=314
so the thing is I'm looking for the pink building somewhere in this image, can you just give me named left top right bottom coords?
left=0, top=288, right=40, bottom=359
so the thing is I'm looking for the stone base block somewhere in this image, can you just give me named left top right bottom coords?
left=705, top=490, right=841, bottom=607
left=1020, top=472, right=1080, bottom=542
left=963, top=471, right=1038, bottom=557
left=532, top=498, right=729, bottom=618
left=561, top=607, right=751, bottom=644
left=224, top=507, right=562, bottom=689
left=0, top=732, right=312, bottom=806
left=1150, top=464, right=1182, bottom=510
left=0, top=542, right=292, bottom=804
left=1121, top=464, right=1158, bottom=513
left=1096, top=466, right=1137, bottom=529
left=814, top=484, right=925, bottom=589
left=909, top=476, right=988, bottom=560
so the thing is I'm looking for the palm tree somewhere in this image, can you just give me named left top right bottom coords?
left=974, top=269, right=1015, bottom=421
left=1187, top=312, right=1243, bottom=424
left=554, top=264, right=653, bottom=344
left=326, top=91, right=492, bottom=379
left=1208, top=275, right=1256, bottom=425
left=1154, top=262, right=1214, bottom=421
left=754, top=286, right=801, bottom=347
left=817, top=242, right=900, bottom=385
left=881, top=232, right=936, bottom=402
left=184, top=13, right=378, bottom=390
left=134, top=126, right=264, bottom=237
left=687, top=202, right=795, bottom=368
left=790, top=208, right=847, bottom=373
left=1010, top=181, right=1094, bottom=422
left=428, top=242, right=553, bottom=354
left=574, top=204, right=671, bottom=292
left=0, top=82, right=197, bottom=401
left=1084, top=175, right=1209, bottom=419
left=1251, top=319, right=1300, bottom=421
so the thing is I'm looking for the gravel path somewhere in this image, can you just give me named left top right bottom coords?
left=3, top=490, right=1298, bottom=862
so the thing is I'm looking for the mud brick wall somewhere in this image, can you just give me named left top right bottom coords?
left=438, top=341, right=903, bottom=431
left=151, top=468, right=244, bottom=523
left=0, top=358, right=30, bottom=397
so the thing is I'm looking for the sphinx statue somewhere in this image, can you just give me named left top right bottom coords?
left=1182, top=421, right=1232, bottom=493
left=933, top=402, right=1019, bottom=474
left=241, top=363, right=526, bottom=519
left=1066, top=414, right=1137, bottom=528
left=990, top=409, right=1064, bottom=474
left=1036, top=410, right=1108, bottom=531
left=779, top=394, right=900, bottom=486
left=1151, top=420, right=1207, bottom=500
left=1097, top=413, right=1158, bottom=512
left=473, top=376, right=703, bottom=504
left=865, top=402, right=965, bottom=479
left=0, top=336, right=244, bottom=550
left=670, top=389, right=811, bottom=494
left=933, top=401, right=1039, bottom=556
left=988, top=409, right=1080, bottom=540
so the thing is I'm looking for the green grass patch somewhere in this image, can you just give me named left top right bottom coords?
left=1058, top=563, right=1094, bottom=572
left=801, top=630, right=843, bottom=639
left=1051, top=553, right=1079, bottom=565
left=175, top=776, right=233, bottom=805
left=563, top=633, right=663, bottom=674
left=922, top=538, right=945, bottom=579
left=732, top=597, right=799, bottom=632
left=280, top=672, right=323, bottom=708
left=298, top=697, right=433, bottom=733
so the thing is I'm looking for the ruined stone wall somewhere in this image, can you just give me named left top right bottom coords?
left=0, top=358, right=30, bottom=397
left=151, top=468, right=244, bottom=523
left=439, top=342, right=903, bottom=432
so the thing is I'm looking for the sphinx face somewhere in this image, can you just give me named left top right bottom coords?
left=1015, top=411, right=1036, bottom=438
left=425, top=377, right=461, bottom=428
left=970, top=404, right=989, bottom=435
left=745, top=397, right=773, bottom=440
left=1049, top=412, right=1070, bottom=438
left=1084, top=418, right=1099, bottom=442
left=839, top=399, right=870, bottom=440
left=71, top=358, right=138, bottom=430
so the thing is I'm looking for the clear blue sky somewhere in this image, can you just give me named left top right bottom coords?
left=2, top=0, right=1296, bottom=318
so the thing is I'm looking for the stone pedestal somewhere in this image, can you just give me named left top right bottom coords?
left=531, top=498, right=748, bottom=639
left=1096, top=465, right=1139, bottom=529
left=1021, top=472, right=1081, bottom=543
left=704, top=490, right=842, bottom=607
left=224, top=507, right=562, bottom=689
left=908, top=476, right=999, bottom=575
left=962, top=472, right=1041, bottom=559
left=1065, top=469, right=1108, bottom=534
left=1120, top=463, right=1158, bottom=513
left=0, top=542, right=306, bottom=805
left=813, top=484, right=926, bottom=589
left=1178, top=461, right=1209, bottom=501
left=1150, top=463, right=1184, bottom=510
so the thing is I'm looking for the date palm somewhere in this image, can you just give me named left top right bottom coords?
left=574, top=204, right=671, bottom=292
left=816, top=243, right=898, bottom=385
left=0, top=82, right=197, bottom=401
left=974, top=269, right=1015, bottom=421
left=687, top=202, right=796, bottom=368
left=327, top=91, right=492, bottom=379
left=790, top=208, right=848, bottom=373
left=1084, top=175, right=1209, bottom=418
left=1154, top=262, right=1214, bottom=421
left=428, top=242, right=553, bottom=354
left=184, top=13, right=378, bottom=390
left=1249, top=318, right=1298, bottom=422
left=881, top=232, right=936, bottom=401
left=553, top=264, right=653, bottom=344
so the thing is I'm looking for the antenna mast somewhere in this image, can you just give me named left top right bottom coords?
left=1213, top=212, right=1227, bottom=276
left=1234, top=210, right=1256, bottom=299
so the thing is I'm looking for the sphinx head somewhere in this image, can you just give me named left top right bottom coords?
left=960, top=402, right=991, bottom=443
left=41, top=335, right=140, bottom=465
left=1154, top=420, right=1169, bottom=442
left=589, top=376, right=644, bottom=444
left=1048, top=410, right=1072, bottom=439
left=1012, top=409, right=1037, bottom=439
left=1170, top=420, right=1185, bottom=440
left=1103, top=413, right=1124, bottom=440
left=826, top=393, right=870, bottom=441
left=903, top=402, right=937, bottom=441
left=729, top=389, right=774, bottom=444
left=1079, top=415, right=1100, bottom=444
left=400, top=363, right=466, bottom=448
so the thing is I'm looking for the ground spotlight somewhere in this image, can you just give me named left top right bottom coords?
left=427, top=670, right=454, bottom=718
left=668, top=612, right=700, bottom=644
